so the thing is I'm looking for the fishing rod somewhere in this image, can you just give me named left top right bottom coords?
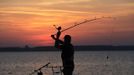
left=53, top=16, right=114, bottom=35
left=29, top=62, right=50, bottom=75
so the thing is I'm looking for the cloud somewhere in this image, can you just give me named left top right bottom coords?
left=0, top=0, right=134, bottom=46
left=1, top=0, right=133, bottom=17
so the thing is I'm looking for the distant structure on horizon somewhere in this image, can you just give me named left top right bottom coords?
left=0, top=45, right=134, bottom=52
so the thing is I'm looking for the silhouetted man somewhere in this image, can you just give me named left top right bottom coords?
left=51, top=31, right=74, bottom=75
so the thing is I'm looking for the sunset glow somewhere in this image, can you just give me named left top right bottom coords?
left=0, top=0, right=134, bottom=47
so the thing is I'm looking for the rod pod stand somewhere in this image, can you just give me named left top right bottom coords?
left=29, top=62, right=50, bottom=75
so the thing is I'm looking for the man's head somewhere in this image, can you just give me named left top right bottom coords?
left=64, top=35, right=71, bottom=44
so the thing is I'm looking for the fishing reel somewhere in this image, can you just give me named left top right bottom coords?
left=53, top=25, right=62, bottom=31
left=53, top=25, right=62, bottom=38
left=37, top=70, right=43, bottom=75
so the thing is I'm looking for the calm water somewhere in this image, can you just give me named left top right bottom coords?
left=0, top=51, right=134, bottom=75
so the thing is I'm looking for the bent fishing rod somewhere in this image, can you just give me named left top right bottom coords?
left=52, top=16, right=114, bottom=35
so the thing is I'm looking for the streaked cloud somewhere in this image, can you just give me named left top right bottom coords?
left=0, top=0, right=134, bottom=46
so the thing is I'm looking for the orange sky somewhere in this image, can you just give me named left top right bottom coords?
left=0, top=0, right=134, bottom=47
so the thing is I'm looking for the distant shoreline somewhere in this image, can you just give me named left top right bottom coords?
left=0, top=45, right=134, bottom=52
